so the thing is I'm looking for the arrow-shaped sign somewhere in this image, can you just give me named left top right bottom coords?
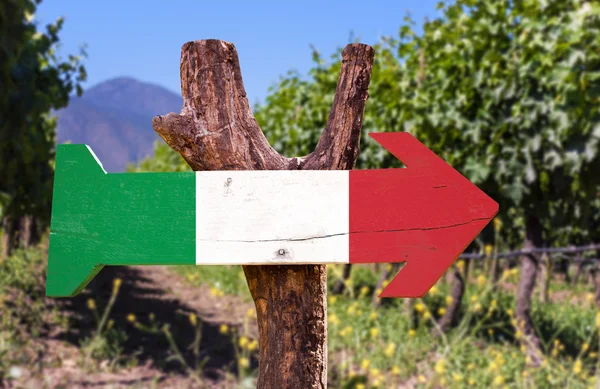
left=46, top=132, right=498, bottom=298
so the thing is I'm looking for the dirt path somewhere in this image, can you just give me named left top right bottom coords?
left=6, top=265, right=257, bottom=389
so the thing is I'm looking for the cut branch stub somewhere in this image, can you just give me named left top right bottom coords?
left=152, top=39, right=374, bottom=389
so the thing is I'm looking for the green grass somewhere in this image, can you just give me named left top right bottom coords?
left=2, top=243, right=599, bottom=388
left=174, top=261, right=600, bottom=389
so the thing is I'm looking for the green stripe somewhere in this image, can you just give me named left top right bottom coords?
left=47, top=145, right=195, bottom=296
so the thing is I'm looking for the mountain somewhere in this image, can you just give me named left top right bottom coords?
left=56, top=77, right=183, bottom=172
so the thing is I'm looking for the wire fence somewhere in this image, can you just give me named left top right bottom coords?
left=459, top=243, right=600, bottom=260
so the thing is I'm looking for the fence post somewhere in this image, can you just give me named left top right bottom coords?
left=153, top=39, right=374, bottom=388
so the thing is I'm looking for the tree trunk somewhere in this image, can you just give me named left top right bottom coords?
left=19, top=215, right=39, bottom=248
left=438, top=267, right=465, bottom=332
left=594, top=254, right=600, bottom=308
left=332, top=264, right=352, bottom=295
left=515, top=215, right=544, bottom=366
left=152, top=39, right=374, bottom=388
left=557, top=257, right=570, bottom=283
left=538, top=253, right=551, bottom=304
left=572, top=253, right=585, bottom=285
left=1, top=214, right=18, bottom=260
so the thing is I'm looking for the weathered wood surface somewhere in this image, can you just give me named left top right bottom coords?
left=153, top=39, right=375, bottom=389
left=46, top=133, right=497, bottom=298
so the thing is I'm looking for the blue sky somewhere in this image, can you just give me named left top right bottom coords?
left=37, top=0, right=441, bottom=105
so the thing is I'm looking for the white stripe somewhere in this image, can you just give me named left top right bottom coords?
left=195, top=171, right=350, bottom=265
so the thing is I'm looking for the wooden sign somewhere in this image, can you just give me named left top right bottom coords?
left=46, top=132, right=498, bottom=298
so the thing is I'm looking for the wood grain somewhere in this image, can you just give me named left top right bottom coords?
left=153, top=39, right=374, bottom=389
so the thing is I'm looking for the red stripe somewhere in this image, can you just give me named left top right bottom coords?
left=349, top=132, right=498, bottom=297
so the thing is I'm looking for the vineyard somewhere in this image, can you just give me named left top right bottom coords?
left=2, top=0, right=600, bottom=388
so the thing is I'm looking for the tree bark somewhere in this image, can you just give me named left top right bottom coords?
left=438, top=267, right=465, bottom=332
left=332, top=264, right=352, bottom=295
left=152, top=39, right=374, bottom=389
left=19, top=215, right=38, bottom=248
left=515, top=215, right=544, bottom=366
left=538, top=253, right=551, bottom=304
left=1, top=214, right=18, bottom=260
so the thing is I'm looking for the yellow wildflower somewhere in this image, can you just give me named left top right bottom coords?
left=360, top=359, right=370, bottom=370
left=440, top=377, right=447, bottom=385
left=408, top=329, right=416, bottom=337
left=330, top=313, right=340, bottom=326
left=438, top=307, right=446, bottom=316
left=477, top=274, right=486, bottom=287
left=484, top=244, right=493, bottom=257
left=415, top=302, right=425, bottom=313
left=493, top=375, right=505, bottom=386
left=468, top=378, right=476, bottom=385
left=467, top=363, right=475, bottom=370
left=127, top=313, right=136, bottom=323
left=87, top=298, right=96, bottom=310
left=328, top=295, right=337, bottom=305
left=392, top=366, right=401, bottom=376
left=384, top=342, right=396, bottom=357
left=369, top=311, right=378, bottom=321
left=370, top=368, right=381, bottom=377
left=457, top=260, right=465, bottom=272
left=360, top=286, right=370, bottom=297
left=586, top=293, right=594, bottom=303
left=356, top=384, right=365, bottom=389
left=583, top=343, right=589, bottom=352
left=112, top=278, right=122, bottom=293
left=210, top=287, right=219, bottom=296
left=434, top=359, right=446, bottom=374
left=382, top=280, right=389, bottom=288
left=219, top=324, right=229, bottom=334
left=452, top=373, right=463, bottom=382
left=429, top=285, right=438, bottom=296
left=107, top=319, right=114, bottom=330
left=507, top=309, right=513, bottom=317
left=473, top=302, right=482, bottom=312
left=445, top=296, right=453, bottom=305
left=488, top=329, right=494, bottom=336
left=515, top=330, right=523, bottom=339
left=370, top=327, right=380, bottom=338
left=470, top=294, right=479, bottom=303
left=573, top=359, right=583, bottom=375
left=239, top=357, right=249, bottom=368
left=493, top=217, right=502, bottom=230
left=247, top=339, right=258, bottom=351
left=595, top=312, right=600, bottom=328
left=418, top=375, right=427, bottom=383
left=247, top=308, right=255, bottom=318
left=239, top=336, right=249, bottom=348
left=347, top=303, right=358, bottom=315
left=423, top=311, right=432, bottom=320
left=189, top=313, right=197, bottom=326
left=340, top=326, right=353, bottom=337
